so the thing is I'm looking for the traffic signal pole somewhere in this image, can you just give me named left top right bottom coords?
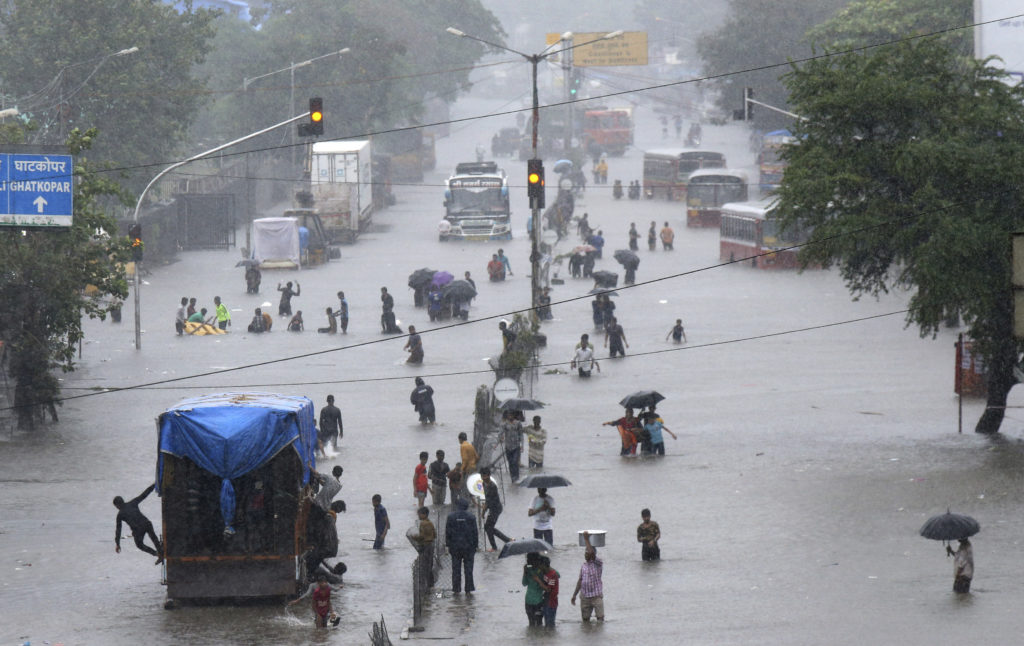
left=530, top=55, right=542, bottom=312
left=130, top=110, right=312, bottom=350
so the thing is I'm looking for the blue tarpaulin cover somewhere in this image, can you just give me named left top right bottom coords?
left=156, top=392, right=317, bottom=532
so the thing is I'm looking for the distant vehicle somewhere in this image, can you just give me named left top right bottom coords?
left=283, top=208, right=340, bottom=265
left=643, top=148, right=726, bottom=200
left=309, top=140, right=374, bottom=243
left=373, top=129, right=436, bottom=182
left=491, top=127, right=521, bottom=157
left=519, top=115, right=568, bottom=160
left=718, top=199, right=810, bottom=269
left=440, top=161, right=511, bottom=241
left=157, top=392, right=318, bottom=602
left=583, top=107, right=634, bottom=156
left=758, top=129, right=795, bottom=196
left=685, top=169, right=749, bottom=228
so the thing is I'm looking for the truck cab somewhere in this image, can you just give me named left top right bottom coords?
left=441, top=161, right=512, bottom=241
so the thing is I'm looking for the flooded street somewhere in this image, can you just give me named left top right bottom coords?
left=5, top=93, right=1024, bottom=645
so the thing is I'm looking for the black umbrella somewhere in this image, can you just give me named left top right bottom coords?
left=613, top=249, right=639, bottom=268
left=619, top=390, right=666, bottom=409
left=498, top=538, right=554, bottom=558
left=518, top=474, right=571, bottom=488
left=498, top=398, right=544, bottom=412
left=442, top=279, right=477, bottom=301
left=919, top=511, right=980, bottom=541
left=592, top=270, right=618, bottom=288
left=408, top=267, right=437, bottom=289
left=587, top=288, right=619, bottom=296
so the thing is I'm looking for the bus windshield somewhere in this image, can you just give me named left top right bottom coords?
left=448, top=186, right=505, bottom=213
left=688, top=178, right=746, bottom=205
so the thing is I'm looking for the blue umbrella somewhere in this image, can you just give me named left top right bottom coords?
left=553, top=159, right=573, bottom=174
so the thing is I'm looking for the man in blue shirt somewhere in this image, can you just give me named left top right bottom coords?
left=497, top=249, right=513, bottom=276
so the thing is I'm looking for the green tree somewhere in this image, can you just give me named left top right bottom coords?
left=776, top=38, right=1024, bottom=434
left=0, top=128, right=132, bottom=429
left=198, top=0, right=502, bottom=144
left=697, top=0, right=849, bottom=128
left=0, top=0, right=218, bottom=194
left=806, top=0, right=972, bottom=54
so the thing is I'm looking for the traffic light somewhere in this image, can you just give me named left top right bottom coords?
left=569, top=70, right=583, bottom=97
left=527, top=158, right=545, bottom=209
left=733, top=87, right=755, bottom=121
left=298, top=97, right=324, bottom=136
left=128, top=223, right=143, bottom=262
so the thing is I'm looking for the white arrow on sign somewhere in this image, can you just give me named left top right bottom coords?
left=33, top=196, right=48, bottom=213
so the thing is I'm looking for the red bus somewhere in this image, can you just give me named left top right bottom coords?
left=583, top=107, right=634, bottom=156
left=685, top=169, right=749, bottom=228
left=719, top=200, right=809, bottom=269
left=643, top=148, right=726, bottom=201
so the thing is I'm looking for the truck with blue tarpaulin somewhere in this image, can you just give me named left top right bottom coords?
left=156, top=392, right=318, bottom=601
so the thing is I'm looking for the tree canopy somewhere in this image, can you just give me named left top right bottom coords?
left=697, top=0, right=850, bottom=128
left=0, top=0, right=219, bottom=194
left=0, top=129, right=132, bottom=429
left=806, top=0, right=972, bottom=54
left=195, top=0, right=503, bottom=144
left=776, top=37, right=1024, bottom=433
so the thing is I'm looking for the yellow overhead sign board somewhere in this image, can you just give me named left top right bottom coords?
left=546, top=31, right=648, bottom=67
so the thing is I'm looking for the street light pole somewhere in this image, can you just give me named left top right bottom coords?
left=242, top=48, right=350, bottom=166
left=445, top=28, right=622, bottom=311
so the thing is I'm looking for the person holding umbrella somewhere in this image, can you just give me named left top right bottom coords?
left=528, top=487, right=555, bottom=544
left=919, top=509, right=979, bottom=593
left=948, top=538, right=973, bottom=593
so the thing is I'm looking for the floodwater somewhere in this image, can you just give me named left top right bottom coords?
left=4, top=87, right=1024, bottom=646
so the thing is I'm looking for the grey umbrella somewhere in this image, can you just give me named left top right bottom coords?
left=235, top=259, right=259, bottom=268
left=592, top=270, right=618, bottom=288
left=498, top=538, right=554, bottom=558
left=919, top=511, right=980, bottom=541
left=518, top=474, right=571, bottom=488
left=498, top=398, right=544, bottom=412
left=442, top=279, right=477, bottom=302
left=619, top=390, right=666, bottom=409
left=587, top=288, right=618, bottom=296
left=613, top=249, right=639, bottom=268
left=408, top=267, right=438, bottom=289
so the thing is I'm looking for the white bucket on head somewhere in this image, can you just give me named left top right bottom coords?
left=578, top=530, right=606, bottom=547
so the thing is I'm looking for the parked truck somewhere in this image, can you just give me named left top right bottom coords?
left=309, top=140, right=373, bottom=243
left=157, top=392, right=318, bottom=602
left=440, top=161, right=511, bottom=241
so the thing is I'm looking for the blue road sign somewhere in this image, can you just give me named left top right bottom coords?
left=0, top=153, right=74, bottom=227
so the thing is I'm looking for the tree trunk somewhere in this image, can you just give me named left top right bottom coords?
left=975, top=340, right=1017, bottom=434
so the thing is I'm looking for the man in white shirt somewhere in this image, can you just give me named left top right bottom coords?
left=571, top=335, right=600, bottom=378
left=529, top=487, right=555, bottom=544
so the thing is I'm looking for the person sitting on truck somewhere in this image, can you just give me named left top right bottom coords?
left=487, top=254, right=505, bottom=282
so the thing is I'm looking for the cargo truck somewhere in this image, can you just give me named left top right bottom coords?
left=309, top=140, right=373, bottom=243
